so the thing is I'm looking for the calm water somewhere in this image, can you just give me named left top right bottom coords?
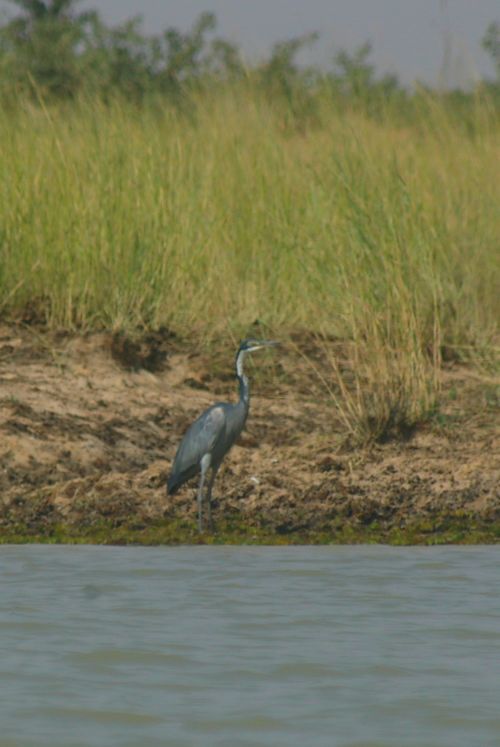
left=0, top=545, right=499, bottom=747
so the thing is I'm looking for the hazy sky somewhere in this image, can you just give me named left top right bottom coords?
left=74, top=0, right=500, bottom=86
left=4, top=0, right=498, bottom=86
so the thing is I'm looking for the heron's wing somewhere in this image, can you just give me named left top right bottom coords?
left=170, top=405, right=227, bottom=485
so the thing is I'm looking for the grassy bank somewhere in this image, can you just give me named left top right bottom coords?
left=0, top=90, right=499, bottom=439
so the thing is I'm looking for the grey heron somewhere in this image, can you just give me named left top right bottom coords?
left=167, top=338, right=278, bottom=532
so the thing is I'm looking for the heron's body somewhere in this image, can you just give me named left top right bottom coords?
left=167, top=399, right=247, bottom=495
left=167, top=339, right=276, bottom=531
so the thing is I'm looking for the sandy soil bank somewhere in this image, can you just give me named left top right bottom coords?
left=0, top=323, right=498, bottom=543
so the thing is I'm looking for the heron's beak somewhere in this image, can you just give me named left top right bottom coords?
left=251, top=340, right=279, bottom=352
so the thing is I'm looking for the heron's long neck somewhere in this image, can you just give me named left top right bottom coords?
left=235, top=350, right=250, bottom=411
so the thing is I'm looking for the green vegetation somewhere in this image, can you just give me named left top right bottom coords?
left=1, top=515, right=499, bottom=546
left=0, top=1, right=499, bottom=443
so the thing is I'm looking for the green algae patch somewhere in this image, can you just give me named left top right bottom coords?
left=1, top=514, right=499, bottom=546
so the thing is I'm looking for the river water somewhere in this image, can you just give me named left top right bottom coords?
left=0, top=545, right=498, bottom=747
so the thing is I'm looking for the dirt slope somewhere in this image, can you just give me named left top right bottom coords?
left=0, top=324, right=498, bottom=542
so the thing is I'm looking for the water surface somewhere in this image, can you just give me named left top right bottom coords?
left=0, top=545, right=499, bottom=747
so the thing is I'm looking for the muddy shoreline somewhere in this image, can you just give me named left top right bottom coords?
left=0, top=324, right=498, bottom=544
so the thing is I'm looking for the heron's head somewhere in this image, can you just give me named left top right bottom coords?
left=238, top=338, right=279, bottom=354
left=235, top=338, right=278, bottom=383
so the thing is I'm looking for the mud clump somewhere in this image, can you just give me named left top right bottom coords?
left=0, top=322, right=499, bottom=543
left=109, top=328, right=176, bottom=372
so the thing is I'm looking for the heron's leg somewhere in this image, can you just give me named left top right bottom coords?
left=197, top=454, right=211, bottom=532
left=206, top=467, right=218, bottom=531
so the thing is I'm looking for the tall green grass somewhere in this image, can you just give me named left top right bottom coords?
left=0, top=90, right=498, bottom=438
